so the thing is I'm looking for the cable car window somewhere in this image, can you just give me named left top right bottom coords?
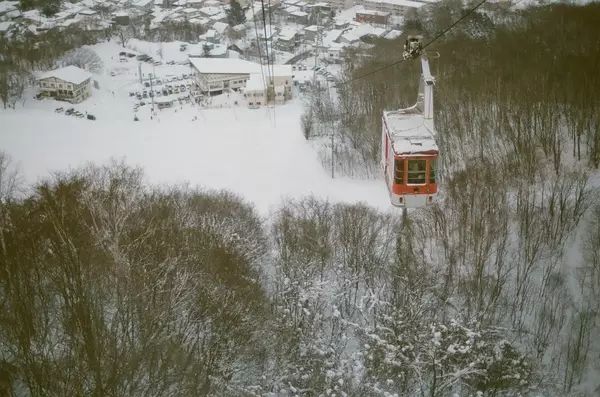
left=407, top=159, right=426, bottom=184
left=394, top=159, right=404, bottom=184
left=429, top=159, right=436, bottom=184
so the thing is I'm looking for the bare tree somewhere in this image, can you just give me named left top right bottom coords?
left=57, top=47, right=104, bottom=73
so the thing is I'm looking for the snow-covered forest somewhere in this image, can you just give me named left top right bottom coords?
left=1, top=1, right=600, bottom=397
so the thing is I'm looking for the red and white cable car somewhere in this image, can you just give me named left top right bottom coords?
left=381, top=44, right=438, bottom=208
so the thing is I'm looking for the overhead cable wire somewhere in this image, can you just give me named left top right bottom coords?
left=251, top=2, right=268, bottom=94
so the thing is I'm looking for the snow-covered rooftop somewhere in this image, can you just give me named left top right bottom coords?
left=209, top=11, right=227, bottom=21
left=38, top=65, right=92, bottom=85
left=0, top=0, right=18, bottom=14
left=289, top=10, right=308, bottom=17
left=189, top=58, right=292, bottom=77
left=383, top=110, right=438, bottom=155
left=367, top=0, right=425, bottom=8
left=384, top=29, right=402, bottom=39
left=304, top=25, right=322, bottom=32
left=278, top=27, right=298, bottom=41
left=132, top=0, right=153, bottom=7
left=212, top=21, right=228, bottom=34
left=199, top=5, right=221, bottom=15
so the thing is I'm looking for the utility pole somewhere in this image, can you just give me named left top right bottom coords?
left=331, top=130, right=334, bottom=179
left=138, top=62, right=142, bottom=84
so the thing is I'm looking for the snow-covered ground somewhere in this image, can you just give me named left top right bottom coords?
left=1, top=41, right=389, bottom=214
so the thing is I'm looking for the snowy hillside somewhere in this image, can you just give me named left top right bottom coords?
left=1, top=42, right=388, bottom=214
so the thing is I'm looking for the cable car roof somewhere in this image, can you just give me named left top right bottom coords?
left=383, top=110, right=438, bottom=156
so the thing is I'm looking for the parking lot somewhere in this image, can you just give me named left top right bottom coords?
left=128, top=73, right=203, bottom=113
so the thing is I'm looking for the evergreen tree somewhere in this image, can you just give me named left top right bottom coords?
left=226, top=0, right=246, bottom=27
left=41, top=0, right=61, bottom=16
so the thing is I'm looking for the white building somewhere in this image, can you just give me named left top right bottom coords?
left=361, top=0, right=424, bottom=16
left=37, top=65, right=92, bottom=103
left=244, top=73, right=266, bottom=107
left=189, top=58, right=292, bottom=103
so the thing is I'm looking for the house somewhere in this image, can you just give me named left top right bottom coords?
left=209, top=11, right=227, bottom=22
left=212, top=21, right=229, bottom=36
left=275, top=27, right=298, bottom=51
left=199, top=28, right=219, bottom=43
left=305, top=2, right=331, bottom=20
left=37, top=65, right=92, bottom=103
left=325, top=42, right=346, bottom=63
left=244, top=73, right=266, bottom=107
left=0, top=1, right=18, bottom=20
left=182, top=7, right=202, bottom=18
left=328, top=0, right=352, bottom=11
left=113, top=10, right=130, bottom=25
left=187, top=0, right=204, bottom=7
left=131, top=0, right=154, bottom=12
left=355, top=8, right=390, bottom=26
left=287, top=9, right=308, bottom=24
left=199, top=5, right=222, bottom=17
left=303, top=25, right=322, bottom=42
left=244, top=73, right=289, bottom=107
left=189, top=57, right=292, bottom=101
left=338, top=23, right=386, bottom=45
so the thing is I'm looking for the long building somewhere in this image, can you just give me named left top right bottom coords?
left=361, top=0, right=425, bottom=16
left=189, top=58, right=293, bottom=101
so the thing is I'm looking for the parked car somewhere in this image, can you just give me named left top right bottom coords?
left=65, top=108, right=74, bottom=115
left=167, top=61, right=175, bottom=65
left=129, top=92, right=135, bottom=97
left=153, top=60, right=161, bottom=66
left=143, top=91, right=148, bottom=98
left=87, top=114, right=96, bottom=120
left=156, top=79, right=162, bottom=85
left=55, top=107, right=64, bottom=113
left=140, top=101, right=146, bottom=106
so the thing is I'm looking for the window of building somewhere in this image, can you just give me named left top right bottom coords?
left=394, top=158, right=404, bottom=184
left=407, top=159, right=426, bottom=184
left=429, top=159, right=436, bottom=184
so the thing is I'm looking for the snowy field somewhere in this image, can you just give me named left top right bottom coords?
left=0, top=42, right=389, bottom=214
